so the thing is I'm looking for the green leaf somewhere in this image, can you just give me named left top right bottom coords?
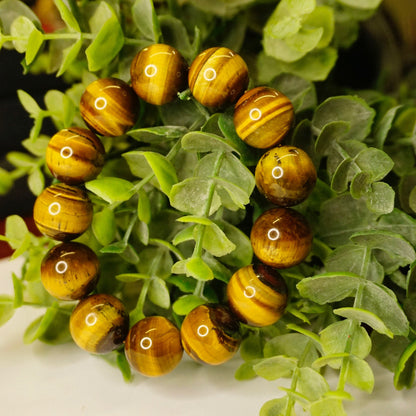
left=185, top=257, right=214, bottom=281
left=0, top=296, right=15, bottom=327
left=148, top=277, right=170, bottom=309
left=23, top=303, right=59, bottom=344
left=39, top=308, right=72, bottom=345
left=354, top=148, right=394, bottom=181
left=200, top=222, right=236, bottom=257
left=17, top=90, right=41, bottom=118
left=10, top=16, right=38, bottom=53
left=394, top=339, right=416, bottom=389
left=345, top=355, right=374, bottom=392
left=25, top=27, right=43, bottom=65
left=54, top=0, right=80, bottom=32
left=116, top=273, right=150, bottom=282
left=177, top=215, right=214, bottom=226
left=57, top=39, right=83, bottom=77
left=129, top=126, right=188, bottom=144
left=116, top=350, right=132, bottom=382
left=181, top=131, right=238, bottom=154
left=315, top=121, right=350, bottom=155
left=253, top=356, right=298, bottom=380
left=5, top=215, right=29, bottom=249
left=364, top=181, right=395, bottom=214
left=0, top=167, right=13, bottom=194
left=260, top=397, right=291, bottom=416
left=86, top=177, right=135, bottom=204
left=137, top=189, right=151, bottom=224
left=235, top=361, right=259, bottom=381
left=27, top=167, right=44, bottom=196
left=92, top=207, right=116, bottom=246
left=338, top=0, right=382, bottom=10
left=85, top=2, right=124, bottom=72
left=172, top=294, right=206, bottom=315
left=297, top=367, right=329, bottom=401
left=44, top=89, right=75, bottom=127
left=132, top=0, right=161, bottom=42
left=309, top=397, right=346, bottom=416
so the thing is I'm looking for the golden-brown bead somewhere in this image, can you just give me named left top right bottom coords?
left=250, top=208, right=312, bottom=268
left=125, top=316, right=183, bottom=377
left=255, top=145, right=317, bottom=207
left=45, top=127, right=105, bottom=185
left=130, top=43, right=188, bottom=106
left=33, top=183, right=93, bottom=241
left=41, top=242, right=99, bottom=301
left=227, top=264, right=288, bottom=327
left=69, top=294, right=129, bottom=354
left=188, top=47, right=249, bottom=108
left=233, top=86, right=294, bottom=149
left=180, top=304, right=240, bottom=366
left=79, top=77, right=139, bottom=137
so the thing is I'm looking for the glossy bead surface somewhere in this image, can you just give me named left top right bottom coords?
left=70, top=294, right=129, bottom=354
left=255, top=145, right=317, bottom=207
left=130, top=43, right=188, bottom=106
left=125, top=316, right=183, bottom=377
left=41, top=242, right=99, bottom=301
left=45, top=127, right=105, bottom=185
left=227, top=264, right=288, bottom=327
left=233, top=86, right=294, bottom=149
left=180, top=304, right=240, bottom=366
left=188, top=47, right=249, bottom=108
left=33, top=183, right=93, bottom=241
left=250, top=208, right=312, bottom=268
left=79, top=77, right=139, bottom=137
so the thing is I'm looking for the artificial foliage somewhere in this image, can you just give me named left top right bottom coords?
left=1, top=0, right=416, bottom=415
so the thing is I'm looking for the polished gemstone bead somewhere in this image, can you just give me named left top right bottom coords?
left=45, top=127, right=105, bottom=185
left=255, top=145, right=317, bottom=206
left=180, top=304, right=240, bottom=366
left=188, top=47, right=249, bottom=108
left=33, top=183, right=93, bottom=241
left=125, top=316, right=183, bottom=377
left=130, top=43, right=188, bottom=105
left=69, top=294, right=129, bottom=354
left=233, top=86, right=294, bottom=149
left=79, top=77, right=139, bottom=137
left=227, top=263, right=288, bottom=327
left=250, top=207, right=313, bottom=268
left=41, top=242, right=99, bottom=301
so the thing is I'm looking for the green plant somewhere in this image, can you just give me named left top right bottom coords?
left=1, top=0, right=416, bottom=415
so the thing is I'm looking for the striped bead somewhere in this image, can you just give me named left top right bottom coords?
left=180, top=304, right=240, bottom=366
left=188, top=47, right=249, bottom=108
left=233, top=86, right=294, bottom=149
left=130, top=43, right=188, bottom=105
left=79, top=77, right=139, bottom=137
left=45, top=127, right=105, bottom=185
left=33, top=183, right=93, bottom=241
left=250, top=208, right=312, bottom=268
left=255, top=145, right=317, bottom=207
left=125, top=316, right=183, bottom=377
left=227, top=264, right=287, bottom=327
left=41, top=242, right=99, bottom=301
left=70, top=294, right=129, bottom=354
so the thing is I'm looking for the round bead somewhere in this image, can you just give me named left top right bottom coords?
left=69, top=293, right=129, bottom=354
left=79, top=77, right=139, bottom=137
left=125, top=316, right=183, bottom=377
left=180, top=304, right=240, bottom=366
left=227, top=264, right=288, bottom=327
left=130, top=43, right=188, bottom=106
left=233, top=86, right=294, bottom=149
left=188, top=47, right=249, bottom=108
left=41, top=242, right=99, bottom=301
left=45, top=127, right=105, bottom=185
left=255, top=145, right=317, bottom=207
left=33, top=183, right=93, bottom=241
left=250, top=208, right=313, bottom=268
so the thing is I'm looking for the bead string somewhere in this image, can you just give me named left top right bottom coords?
left=35, top=43, right=316, bottom=377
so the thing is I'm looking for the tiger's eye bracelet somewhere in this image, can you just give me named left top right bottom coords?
left=33, top=43, right=316, bottom=377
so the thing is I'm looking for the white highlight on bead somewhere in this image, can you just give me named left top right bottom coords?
left=272, top=166, right=284, bottom=179
left=268, top=228, right=280, bottom=241
left=55, top=260, right=68, bottom=274
left=85, top=312, right=97, bottom=326
left=48, top=202, right=61, bottom=216
left=94, top=97, right=107, bottom=110
left=140, top=337, right=153, bottom=350
left=60, top=146, right=73, bottom=159
left=144, top=64, right=158, bottom=78
left=249, top=108, right=262, bottom=121
left=203, top=68, right=217, bottom=82
left=244, top=286, right=256, bottom=299
left=197, top=324, right=209, bottom=337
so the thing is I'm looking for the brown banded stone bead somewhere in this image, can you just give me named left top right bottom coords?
left=188, top=47, right=249, bottom=108
left=41, top=242, right=99, bottom=301
left=180, top=304, right=240, bottom=366
left=45, top=127, right=105, bottom=185
left=233, top=86, right=294, bottom=149
left=69, top=294, right=129, bottom=354
left=79, top=77, right=139, bottom=137
left=227, top=264, right=288, bottom=327
left=130, top=43, right=188, bottom=106
left=250, top=208, right=313, bottom=268
left=255, top=145, right=317, bottom=207
left=125, top=316, right=183, bottom=377
left=33, top=183, right=93, bottom=241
